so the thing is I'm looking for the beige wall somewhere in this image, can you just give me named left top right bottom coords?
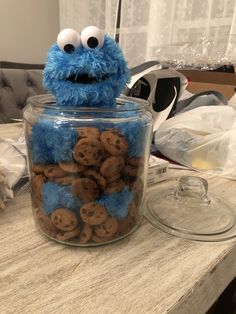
left=0, top=0, right=59, bottom=64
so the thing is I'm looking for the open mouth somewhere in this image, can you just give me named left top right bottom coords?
left=66, top=73, right=109, bottom=84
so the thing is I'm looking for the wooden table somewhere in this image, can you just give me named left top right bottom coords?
left=1, top=123, right=236, bottom=314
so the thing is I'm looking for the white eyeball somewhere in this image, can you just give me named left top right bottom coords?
left=57, top=28, right=81, bottom=53
left=81, top=26, right=105, bottom=49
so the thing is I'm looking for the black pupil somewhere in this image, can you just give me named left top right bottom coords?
left=64, top=44, right=75, bottom=53
left=87, top=37, right=98, bottom=48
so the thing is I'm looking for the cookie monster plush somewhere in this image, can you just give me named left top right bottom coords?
left=30, top=26, right=131, bottom=164
left=43, top=26, right=130, bottom=107
left=27, top=26, right=151, bottom=243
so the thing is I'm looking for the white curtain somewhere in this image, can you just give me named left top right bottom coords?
left=60, top=0, right=236, bottom=68
left=59, top=0, right=119, bottom=38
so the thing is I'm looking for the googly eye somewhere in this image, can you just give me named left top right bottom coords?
left=57, top=28, right=81, bottom=53
left=81, top=26, right=105, bottom=49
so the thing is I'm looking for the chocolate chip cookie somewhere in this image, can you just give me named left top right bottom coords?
left=117, top=213, right=136, bottom=236
left=103, top=178, right=125, bottom=195
left=73, top=138, right=104, bottom=166
left=35, top=208, right=57, bottom=237
left=100, top=130, right=128, bottom=156
left=79, top=223, right=92, bottom=244
left=56, top=227, right=80, bottom=241
left=84, top=169, right=107, bottom=190
left=58, top=161, right=87, bottom=173
left=91, top=234, right=113, bottom=243
left=32, top=163, right=46, bottom=174
left=80, top=202, right=108, bottom=225
left=94, top=217, right=118, bottom=238
left=51, top=208, right=78, bottom=231
left=33, top=174, right=46, bottom=207
left=72, top=178, right=100, bottom=202
left=44, top=164, right=67, bottom=179
left=100, top=156, right=125, bottom=178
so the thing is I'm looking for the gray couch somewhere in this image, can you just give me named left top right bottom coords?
left=0, top=61, right=47, bottom=123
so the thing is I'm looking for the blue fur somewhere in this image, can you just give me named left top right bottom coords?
left=30, top=118, right=78, bottom=164
left=117, top=102, right=151, bottom=156
left=118, top=118, right=150, bottom=157
left=97, top=186, right=132, bottom=219
left=42, top=182, right=82, bottom=215
left=43, top=34, right=130, bottom=107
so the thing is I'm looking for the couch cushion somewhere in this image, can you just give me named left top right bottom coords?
left=0, top=68, right=47, bottom=123
left=0, top=61, right=44, bottom=70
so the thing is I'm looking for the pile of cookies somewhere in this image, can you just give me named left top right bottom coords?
left=31, top=126, right=144, bottom=245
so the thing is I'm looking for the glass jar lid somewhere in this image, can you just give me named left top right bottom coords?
left=145, top=176, right=236, bottom=241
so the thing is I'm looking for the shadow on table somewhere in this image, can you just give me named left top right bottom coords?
left=207, top=277, right=236, bottom=314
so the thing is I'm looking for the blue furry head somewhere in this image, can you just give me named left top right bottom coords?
left=43, top=26, right=130, bottom=107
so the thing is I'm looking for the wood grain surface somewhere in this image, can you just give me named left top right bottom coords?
left=0, top=123, right=236, bottom=314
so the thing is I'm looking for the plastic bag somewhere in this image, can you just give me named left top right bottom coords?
left=154, top=106, right=236, bottom=179
left=0, top=141, right=26, bottom=208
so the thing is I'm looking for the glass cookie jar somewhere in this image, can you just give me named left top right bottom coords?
left=23, top=95, right=153, bottom=246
